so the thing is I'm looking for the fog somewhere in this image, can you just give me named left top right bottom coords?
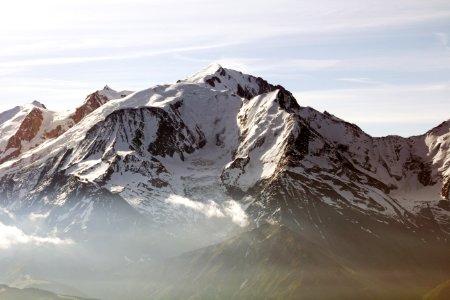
left=0, top=198, right=449, bottom=300
left=0, top=202, right=250, bottom=299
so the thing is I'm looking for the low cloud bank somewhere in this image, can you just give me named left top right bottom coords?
left=166, top=195, right=248, bottom=227
left=0, top=221, right=73, bottom=249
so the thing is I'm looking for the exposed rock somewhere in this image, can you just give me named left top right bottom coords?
left=72, top=91, right=109, bottom=123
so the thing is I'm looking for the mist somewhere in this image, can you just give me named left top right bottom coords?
left=1, top=193, right=448, bottom=300
left=0, top=197, right=253, bottom=300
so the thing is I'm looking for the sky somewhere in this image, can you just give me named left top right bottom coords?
left=0, top=0, right=449, bottom=137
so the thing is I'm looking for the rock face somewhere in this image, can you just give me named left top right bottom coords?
left=72, top=86, right=130, bottom=123
left=0, top=64, right=449, bottom=298
left=1, top=107, right=44, bottom=164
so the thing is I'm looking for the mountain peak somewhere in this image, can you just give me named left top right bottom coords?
left=102, top=84, right=114, bottom=91
left=185, top=64, right=278, bottom=100
left=204, top=62, right=223, bottom=73
left=427, top=119, right=450, bottom=136
left=31, top=100, right=47, bottom=109
left=186, top=63, right=225, bottom=83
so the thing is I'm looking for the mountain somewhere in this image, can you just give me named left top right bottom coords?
left=1, top=64, right=448, bottom=236
left=0, top=86, right=131, bottom=164
left=424, top=279, right=450, bottom=300
left=0, top=64, right=449, bottom=299
left=152, top=223, right=373, bottom=300
left=0, top=65, right=281, bottom=234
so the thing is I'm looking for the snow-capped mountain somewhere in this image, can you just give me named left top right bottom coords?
left=0, top=64, right=448, bottom=236
left=1, top=64, right=449, bottom=300
left=0, top=65, right=447, bottom=237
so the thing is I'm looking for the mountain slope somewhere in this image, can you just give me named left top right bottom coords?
left=0, top=64, right=448, bottom=234
left=0, top=284, right=96, bottom=300
left=0, top=86, right=131, bottom=165
left=153, top=224, right=372, bottom=300
left=424, top=279, right=450, bottom=300
left=0, top=64, right=449, bottom=299
left=0, top=64, right=448, bottom=235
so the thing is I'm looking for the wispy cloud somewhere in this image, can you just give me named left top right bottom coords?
left=337, top=77, right=385, bottom=85
left=0, top=43, right=232, bottom=69
left=166, top=195, right=248, bottom=227
left=434, top=32, right=450, bottom=50
left=340, top=53, right=450, bottom=72
left=0, top=0, right=449, bottom=137
left=175, top=56, right=342, bottom=74
left=2, top=1, right=450, bottom=61
left=177, top=50, right=450, bottom=78
left=0, top=221, right=73, bottom=249
left=28, top=212, right=50, bottom=222
left=0, top=207, right=15, bottom=220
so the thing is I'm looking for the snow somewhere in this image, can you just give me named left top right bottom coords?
left=299, top=104, right=450, bottom=215
left=0, top=64, right=449, bottom=233
left=223, top=90, right=296, bottom=191
left=0, top=85, right=129, bottom=166
left=185, top=63, right=270, bottom=100
left=321, top=196, right=340, bottom=208
left=390, top=184, right=443, bottom=210
left=0, top=106, right=21, bottom=126
left=79, top=199, right=94, bottom=230
left=0, top=103, right=38, bottom=151
left=186, top=63, right=223, bottom=82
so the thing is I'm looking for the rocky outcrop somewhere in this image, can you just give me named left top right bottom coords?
left=72, top=90, right=110, bottom=123
left=0, top=108, right=44, bottom=164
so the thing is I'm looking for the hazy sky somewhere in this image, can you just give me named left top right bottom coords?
left=0, top=0, right=449, bottom=137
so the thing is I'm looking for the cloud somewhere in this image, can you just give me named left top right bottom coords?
left=229, top=58, right=340, bottom=73
left=0, top=43, right=231, bottom=69
left=0, top=222, right=73, bottom=249
left=0, top=0, right=448, bottom=139
left=175, top=56, right=342, bottom=75
left=177, top=49, right=450, bottom=78
left=0, top=207, right=15, bottom=220
left=3, top=1, right=450, bottom=37
left=1, top=1, right=449, bottom=63
left=223, top=201, right=249, bottom=227
left=28, top=212, right=50, bottom=222
left=339, top=53, right=450, bottom=72
left=166, top=195, right=224, bottom=218
left=166, top=195, right=249, bottom=227
left=336, top=77, right=384, bottom=85
left=434, top=32, right=450, bottom=49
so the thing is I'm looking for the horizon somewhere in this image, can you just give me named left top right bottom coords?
left=2, top=62, right=449, bottom=139
left=0, top=0, right=449, bottom=137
